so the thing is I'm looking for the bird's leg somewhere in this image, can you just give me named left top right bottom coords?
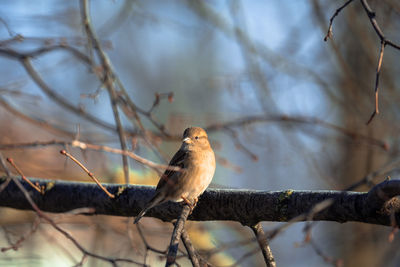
left=181, top=196, right=195, bottom=214
left=181, top=195, right=191, bottom=206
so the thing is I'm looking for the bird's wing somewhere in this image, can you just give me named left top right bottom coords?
left=156, top=148, right=188, bottom=191
left=134, top=148, right=189, bottom=224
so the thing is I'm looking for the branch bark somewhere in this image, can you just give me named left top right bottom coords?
left=251, top=223, right=276, bottom=267
left=166, top=205, right=191, bottom=266
left=181, top=227, right=202, bottom=267
left=1, top=176, right=400, bottom=226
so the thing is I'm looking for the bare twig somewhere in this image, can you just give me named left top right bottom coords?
left=1, top=216, right=40, bottom=252
left=0, top=139, right=180, bottom=172
left=0, top=88, right=41, bottom=100
left=134, top=223, right=168, bottom=266
left=309, top=239, right=343, bottom=267
left=136, top=224, right=167, bottom=255
left=6, top=158, right=43, bottom=194
left=206, top=114, right=389, bottom=150
left=20, top=58, right=118, bottom=132
left=266, top=199, right=334, bottom=241
left=325, top=0, right=400, bottom=124
left=295, top=227, right=343, bottom=266
left=71, top=140, right=179, bottom=173
left=80, top=0, right=132, bottom=183
left=180, top=227, right=201, bottom=267
left=360, top=0, right=400, bottom=50
left=366, top=41, right=385, bottom=125
left=81, top=2, right=172, bottom=164
left=343, top=157, right=400, bottom=191
left=198, top=238, right=255, bottom=260
left=0, top=45, right=91, bottom=63
left=0, top=17, right=15, bottom=37
left=60, top=149, right=115, bottom=198
left=228, top=247, right=259, bottom=267
left=323, top=0, right=355, bottom=41
left=0, top=153, right=139, bottom=266
left=220, top=127, right=258, bottom=161
left=0, top=96, right=74, bottom=137
left=166, top=205, right=191, bottom=266
left=0, top=34, right=24, bottom=46
left=0, top=44, right=171, bottom=141
left=250, top=223, right=276, bottom=267
left=18, top=179, right=139, bottom=266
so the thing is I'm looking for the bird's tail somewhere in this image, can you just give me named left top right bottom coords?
left=134, top=194, right=164, bottom=224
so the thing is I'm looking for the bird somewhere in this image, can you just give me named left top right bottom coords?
left=134, top=127, right=215, bottom=224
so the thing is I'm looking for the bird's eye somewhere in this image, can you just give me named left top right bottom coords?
left=195, top=136, right=199, bottom=140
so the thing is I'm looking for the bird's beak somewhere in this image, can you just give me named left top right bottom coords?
left=182, top=137, right=191, bottom=143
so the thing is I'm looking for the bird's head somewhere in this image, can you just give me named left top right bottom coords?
left=181, top=127, right=211, bottom=150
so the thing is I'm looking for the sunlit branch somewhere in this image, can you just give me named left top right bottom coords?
left=0, top=139, right=180, bottom=173
left=1, top=176, right=400, bottom=227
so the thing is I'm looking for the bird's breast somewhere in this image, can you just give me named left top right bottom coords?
left=184, top=150, right=215, bottom=198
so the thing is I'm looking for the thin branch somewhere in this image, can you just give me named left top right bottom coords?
left=166, top=205, right=191, bottom=266
left=219, top=127, right=258, bottom=161
left=187, top=0, right=345, bottom=117
left=147, top=92, right=172, bottom=114
left=0, top=45, right=92, bottom=63
left=250, top=223, right=276, bottom=267
left=0, top=17, right=15, bottom=37
left=325, top=0, right=400, bottom=124
left=206, top=114, right=389, bottom=150
left=136, top=224, right=167, bottom=255
left=198, top=238, right=255, bottom=260
left=80, top=0, right=171, bottom=166
left=324, top=0, right=355, bottom=41
left=265, top=199, right=334, bottom=241
left=0, top=44, right=159, bottom=140
left=228, top=247, right=259, bottom=267
left=1, top=216, right=40, bottom=252
left=0, top=96, right=74, bottom=137
left=309, top=239, right=343, bottom=267
left=0, top=139, right=180, bottom=172
left=343, top=154, right=400, bottom=193
left=0, top=154, right=140, bottom=266
left=80, top=0, right=131, bottom=183
left=0, top=44, right=171, bottom=140
left=366, top=40, right=385, bottom=125
left=360, top=0, right=400, bottom=50
left=6, top=158, right=43, bottom=194
left=180, top=227, right=201, bottom=267
left=59, top=150, right=115, bottom=198
left=20, top=57, right=118, bottom=133
left=0, top=88, right=41, bottom=100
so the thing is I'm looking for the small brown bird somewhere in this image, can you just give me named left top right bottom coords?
left=134, top=127, right=215, bottom=224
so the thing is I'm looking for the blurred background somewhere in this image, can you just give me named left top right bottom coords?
left=0, top=0, right=400, bottom=266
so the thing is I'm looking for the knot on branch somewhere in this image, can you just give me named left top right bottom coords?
left=366, top=180, right=400, bottom=225
left=367, top=11, right=376, bottom=19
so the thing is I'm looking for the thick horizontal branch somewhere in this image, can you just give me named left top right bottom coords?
left=0, top=176, right=400, bottom=226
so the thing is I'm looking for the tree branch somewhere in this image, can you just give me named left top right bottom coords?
left=1, top=177, right=400, bottom=227
left=250, top=223, right=276, bottom=267
left=181, top=228, right=201, bottom=267
left=166, top=205, right=191, bottom=266
left=80, top=0, right=130, bottom=183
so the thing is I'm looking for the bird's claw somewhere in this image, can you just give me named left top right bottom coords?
left=181, top=196, right=198, bottom=214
